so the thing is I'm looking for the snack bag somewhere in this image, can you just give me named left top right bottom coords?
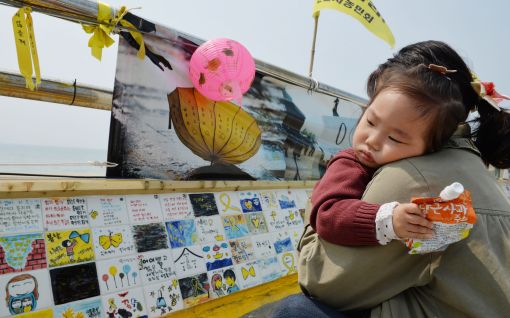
left=404, top=183, right=476, bottom=254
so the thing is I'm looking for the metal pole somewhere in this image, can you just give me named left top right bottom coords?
left=0, top=0, right=113, bottom=24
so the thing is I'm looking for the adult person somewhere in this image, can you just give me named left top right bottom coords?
left=271, top=41, right=510, bottom=318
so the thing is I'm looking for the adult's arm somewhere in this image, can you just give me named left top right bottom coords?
left=298, top=160, right=437, bottom=310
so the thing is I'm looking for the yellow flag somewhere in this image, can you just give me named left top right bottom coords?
left=312, top=0, right=395, bottom=48
left=12, top=7, right=41, bottom=90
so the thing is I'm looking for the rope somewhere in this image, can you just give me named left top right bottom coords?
left=0, top=161, right=118, bottom=167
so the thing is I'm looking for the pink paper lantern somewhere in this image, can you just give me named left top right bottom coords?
left=189, top=38, right=255, bottom=104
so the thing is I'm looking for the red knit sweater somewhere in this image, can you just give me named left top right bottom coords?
left=310, top=148, right=381, bottom=246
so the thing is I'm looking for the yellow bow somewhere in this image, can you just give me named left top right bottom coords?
left=241, top=266, right=256, bottom=280
left=82, top=1, right=145, bottom=61
left=12, top=6, right=41, bottom=91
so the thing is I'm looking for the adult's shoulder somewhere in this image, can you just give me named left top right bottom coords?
left=363, top=146, right=485, bottom=204
left=363, top=145, right=505, bottom=210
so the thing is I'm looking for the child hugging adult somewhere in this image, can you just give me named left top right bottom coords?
left=270, top=40, right=510, bottom=318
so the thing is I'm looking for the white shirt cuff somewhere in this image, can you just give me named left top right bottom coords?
left=375, top=201, right=399, bottom=245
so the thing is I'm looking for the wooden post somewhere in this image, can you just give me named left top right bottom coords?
left=308, top=14, right=320, bottom=78
left=0, top=70, right=112, bottom=110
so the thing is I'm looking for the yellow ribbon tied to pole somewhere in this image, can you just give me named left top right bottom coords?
left=12, top=7, right=41, bottom=91
left=82, top=1, right=145, bottom=61
left=312, top=0, right=395, bottom=48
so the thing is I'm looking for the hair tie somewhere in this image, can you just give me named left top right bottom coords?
left=471, top=72, right=510, bottom=113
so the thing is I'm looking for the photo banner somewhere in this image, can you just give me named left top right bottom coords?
left=108, top=19, right=364, bottom=180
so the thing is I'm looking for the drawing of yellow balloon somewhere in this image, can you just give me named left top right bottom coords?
left=109, top=266, right=118, bottom=276
left=168, top=87, right=261, bottom=165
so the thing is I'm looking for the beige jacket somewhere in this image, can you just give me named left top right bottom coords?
left=298, top=136, right=510, bottom=317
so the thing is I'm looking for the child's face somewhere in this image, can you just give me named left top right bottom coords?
left=352, top=89, right=429, bottom=168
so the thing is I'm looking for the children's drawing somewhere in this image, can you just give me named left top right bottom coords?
left=292, top=189, right=309, bottom=210
left=132, top=223, right=169, bottom=253
left=159, top=193, right=194, bottom=220
left=96, top=256, right=140, bottom=294
left=284, top=209, right=304, bottom=228
left=239, top=192, right=263, bottom=213
left=0, top=233, right=46, bottom=274
left=263, top=209, right=288, bottom=232
left=202, top=241, right=233, bottom=271
left=87, top=196, right=129, bottom=227
left=45, top=229, right=93, bottom=267
left=275, top=190, right=297, bottom=210
left=251, top=233, right=277, bottom=259
left=0, top=270, right=51, bottom=316
left=102, top=288, right=147, bottom=318
left=126, top=195, right=163, bottom=224
left=0, top=199, right=43, bottom=234
left=54, top=297, right=103, bottom=318
left=289, top=227, right=304, bottom=251
left=229, top=238, right=255, bottom=265
left=195, top=216, right=225, bottom=244
left=178, top=273, right=209, bottom=308
left=207, top=267, right=234, bottom=298
left=257, top=256, right=282, bottom=283
left=188, top=193, right=219, bottom=217
left=278, top=251, right=298, bottom=276
left=173, top=246, right=206, bottom=278
left=214, top=192, right=242, bottom=215
left=42, top=197, right=89, bottom=231
left=273, top=231, right=294, bottom=254
left=137, top=250, right=176, bottom=284
left=144, top=280, right=184, bottom=317
left=245, top=212, right=269, bottom=234
left=259, top=191, right=279, bottom=211
left=221, top=214, right=249, bottom=239
left=165, top=220, right=198, bottom=248
left=222, top=268, right=240, bottom=294
left=236, top=260, right=262, bottom=289
left=49, top=263, right=100, bottom=305
left=92, top=225, right=135, bottom=259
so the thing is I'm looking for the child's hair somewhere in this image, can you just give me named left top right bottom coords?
left=367, top=40, right=510, bottom=168
left=369, top=65, right=466, bottom=153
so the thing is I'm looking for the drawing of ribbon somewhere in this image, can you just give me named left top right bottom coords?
left=282, top=252, right=297, bottom=275
left=242, top=266, right=256, bottom=280
left=219, top=193, right=241, bottom=213
left=69, top=230, right=90, bottom=243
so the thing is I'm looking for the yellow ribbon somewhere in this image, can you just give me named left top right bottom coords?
left=241, top=266, right=256, bottom=280
left=12, top=7, right=41, bottom=91
left=282, top=252, right=297, bottom=275
left=119, top=18, right=145, bottom=59
left=219, top=193, right=241, bottom=213
left=82, top=1, right=145, bottom=61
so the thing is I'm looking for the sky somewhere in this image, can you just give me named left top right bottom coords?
left=0, top=0, right=509, bottom=151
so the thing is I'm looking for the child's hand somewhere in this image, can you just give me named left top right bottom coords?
left=392, top=203, right=434, bottom=239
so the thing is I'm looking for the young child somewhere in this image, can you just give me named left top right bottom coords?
left=310, top=63, right=479, bottom=246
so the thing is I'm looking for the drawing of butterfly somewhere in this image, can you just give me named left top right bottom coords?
left=89, top=210, right=98, bottom=219
left=99, top=232, right=123, bottom=250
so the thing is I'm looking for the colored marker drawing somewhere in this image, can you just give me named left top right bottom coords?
left=221, top=214, right=249, bottom=239
left=0, top=233, right=46, bottom=274
left=45, top=229, right=93, bottom=267
left=144, top=280, right=184, bottom=317
left=166, top=220, right=198, bottom=248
